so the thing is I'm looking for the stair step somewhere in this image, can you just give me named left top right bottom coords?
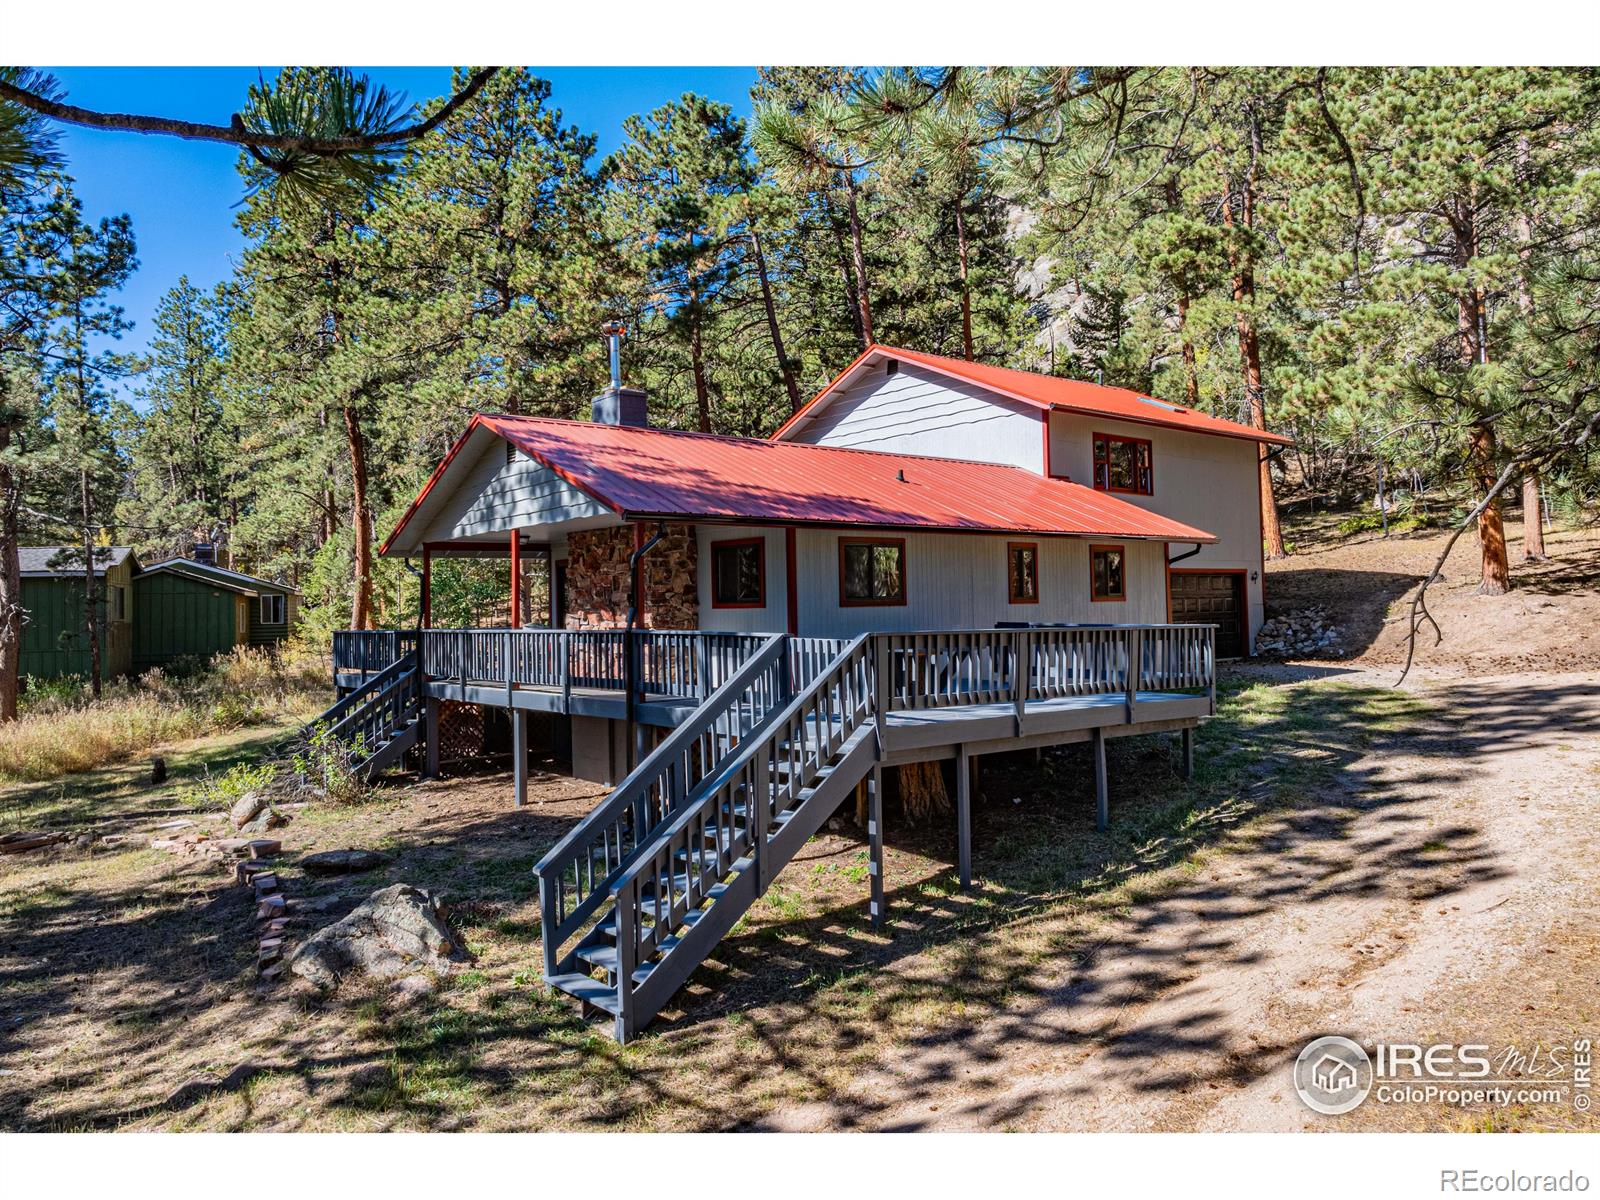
left=546, top=972, right=621, bottom=1015
left=574, top=944, right=665, bottom=983
left=644, top=859, right=752, bottom=896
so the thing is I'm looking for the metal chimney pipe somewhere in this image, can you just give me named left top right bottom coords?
left=601, top=320, right=625, bottom=391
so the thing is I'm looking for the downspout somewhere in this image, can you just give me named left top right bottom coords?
left=1166, top=543, right=1203, bottom=567
left=624, top=520, right=667, bottom=772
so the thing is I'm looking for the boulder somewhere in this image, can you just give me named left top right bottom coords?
left=229, top=790, right=268, bottom=829
left=239, top=806, right=288, bottom=834
left=301, top=848, right=390, bottom=876
left=288, top=884, right=468, bottom=992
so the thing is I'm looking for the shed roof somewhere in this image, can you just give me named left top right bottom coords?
left=381, top=414, right=1215, bottom=556
left=19, top=546, right=137, bottom=578
left=140, top=558, right=297, bottom=595
left=772, top=344, right=1294, bottom=446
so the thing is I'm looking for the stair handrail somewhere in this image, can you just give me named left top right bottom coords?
left=535, top=632, right=790, bottom=969
left=607, top=634, right=873, bottom=1022
left=326, top=657, right=420, bottom=749
left=302, top=649, right=418, bottom=742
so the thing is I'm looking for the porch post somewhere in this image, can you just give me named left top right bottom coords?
left=421, top=547, right=432, bottom=628
left=956, top=744, right=973, bottom=890
left=512, top=708, right=528, bottom=808
left=868, top=763, right=885, bottom=929
left=509, top=531, right=521, bottom=628
left=785, top=526, right=799, bottom=636
left=1092, top=727, right=1109, bottom=831
left=424, top=697, right=440, bottom=778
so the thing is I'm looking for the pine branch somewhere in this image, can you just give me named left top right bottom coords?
left=0, top=68, right=498, bottom=156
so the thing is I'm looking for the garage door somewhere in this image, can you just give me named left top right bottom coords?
left=1169, top=572, right=1246, bottom=658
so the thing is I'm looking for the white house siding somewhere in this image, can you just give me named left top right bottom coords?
left=694, top=524, right=789, bottom=634
left=1047, top=412, right=1265, bottom=647
left=790, top=528, right=1168, bottom=639
left=414, top=435, right=612, bottom=544
left=788, top=362, right=1044, bottom=471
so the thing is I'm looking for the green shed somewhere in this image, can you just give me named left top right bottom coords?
left=19, top=547, right=138, bottom=681
left=138, top=559, right=300, bottom=652
left=131, top=564, right=254, bottom=671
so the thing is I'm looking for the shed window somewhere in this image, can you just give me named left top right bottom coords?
left=840, top=538, right=906, bottom=606
left=1092, top=433, right=1154, bottom=495
left=1090, top=545, right=1126, bottom=602
left=108, top=585, right=127, bottom=621
left=1007, top=542, right=1039, bottom=604
left=260, top=594, right=287, bottom=625
left=710, top=538, right=765, bottom=608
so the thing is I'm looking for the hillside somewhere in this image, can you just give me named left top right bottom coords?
left=1264, top=512, right=1600, bottom=675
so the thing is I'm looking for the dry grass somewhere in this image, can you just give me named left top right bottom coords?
left=0, top=645, right=330, bottom=786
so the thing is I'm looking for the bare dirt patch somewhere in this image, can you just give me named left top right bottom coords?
left=1266, top=514, right=1600, bottom=675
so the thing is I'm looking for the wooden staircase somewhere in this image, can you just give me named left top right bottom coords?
left=304, top=649, right=424, bottom=780
left=536, top=636, right=875, bottom=1042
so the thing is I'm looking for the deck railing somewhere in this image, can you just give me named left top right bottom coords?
left=337, top=627, right=773, bottom=700
left=335, top=625, right=1214, bottom=712
left=874, top=624, right=1215, bottom=719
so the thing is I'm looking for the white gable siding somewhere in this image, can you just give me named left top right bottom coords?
left=415, top=437, right=612, bottom=544
left=1047, top=412, right=1264, bottom=645
left=790, top=529, right=1167, bottom=639
left=695, top=524, right=788, bottom=634
left=790, top=362, right=1044, bottom=471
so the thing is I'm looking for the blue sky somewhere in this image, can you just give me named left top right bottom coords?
left=44, top=67, right=760, bottom=399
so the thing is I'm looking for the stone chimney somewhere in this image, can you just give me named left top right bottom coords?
left=591, top=320, right=648, bottom=427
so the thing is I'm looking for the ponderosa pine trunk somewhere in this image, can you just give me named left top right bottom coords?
left=1216, top=111, right=1287, bottom=560
left=1513, top=140, right=1546, bottom=565
left=0, top=410, right=22, bottom=722
left=842, top=174, right=874, bottom=347
left=1522, top=472, right=1548, bottom=560
left=1455, top=197, right=1510, bottom=595
left=1177, top=289, right=1200, bottom=407
left=343, top=404, right=375, bottom=629
left=955, top=201, right=974, bottom=361
left=689, top=298, right=712, bottom=434
left=749, top=228, right=802, bottom=413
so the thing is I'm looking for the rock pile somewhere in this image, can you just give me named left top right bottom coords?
left=1254, top=606, right=1344, bottom=658
left=288, top=884, right=468, bottom=993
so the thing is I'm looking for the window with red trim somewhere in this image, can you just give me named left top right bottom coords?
left=1092, top=432, right=1153, bottom=495
left=1090, top=544, right=1127, bottom=602
left=710, top=537, right=765, bottom=608
left=1007, top=542, right=1039, bottom=604
left=839, top=538, right=906, bottom=606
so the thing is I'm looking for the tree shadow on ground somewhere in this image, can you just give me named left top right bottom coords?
left=6, top=672, right=1596, bottom=1131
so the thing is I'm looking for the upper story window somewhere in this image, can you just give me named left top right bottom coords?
left=1092, top=432, right=1153, bottom=495
left=840, top=537, right=906, bottom=606
left=1007, top=542, right=1039, bottom=604
left=1090, top=544, right=1127, bottom=602
left=710, top=537, right=765, bottom=608
left=260, top=594, right=287, bottom=625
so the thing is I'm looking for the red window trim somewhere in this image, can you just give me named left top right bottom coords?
left=1091, top=430, right=1154, bottom=496
left=838, top=536, right=908, bottom=607
left=1006, top=540, right=1040, bottom=604
left=1089, top=543, right=1128, bottom=603
left=709, top=536, right=767, bottom=609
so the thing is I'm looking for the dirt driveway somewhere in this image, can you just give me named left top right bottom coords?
left=761, top=667, right=1600, bottom=1132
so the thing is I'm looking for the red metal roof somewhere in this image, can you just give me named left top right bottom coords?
left=772, top=343, right=1294, bottom=446
left=388, top=414, right=1213, bottom=545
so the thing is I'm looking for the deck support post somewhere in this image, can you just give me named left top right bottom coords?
left=1092, top=727, right=1109, bottom=831
left=512, top=710, right=528, bottom=808
left=868, top=764, right=885, bottom=929
left=1180, top=727, right=1194, bottom=780
left=956, top=745, right=973, bottom=890
left=423, top=697, right=440, bottom=778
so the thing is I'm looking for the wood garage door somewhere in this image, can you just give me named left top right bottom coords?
left=1169, top=571, right=1246, bottom=658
